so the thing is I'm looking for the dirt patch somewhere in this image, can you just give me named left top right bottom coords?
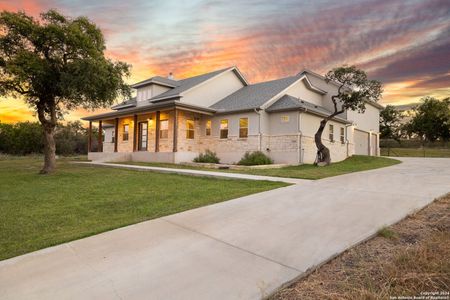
left=271, top=193, right=450, bottom=300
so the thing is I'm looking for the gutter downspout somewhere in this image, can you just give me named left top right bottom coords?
left=345, top=123, right=353, bottom=157
left=298, top=110, right=304, bottom=164
left=254, top=108, right=262, bottom=151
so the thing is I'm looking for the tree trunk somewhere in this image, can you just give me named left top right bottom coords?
left=314, top=119, right=331, bottom=166
left=40, top=125, right=56, bottom=174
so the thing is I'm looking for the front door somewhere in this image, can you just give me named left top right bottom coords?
left=138, top=122, right=148, bottom=151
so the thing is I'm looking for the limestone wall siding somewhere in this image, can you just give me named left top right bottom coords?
left=96, top=109, right=355, bottom=165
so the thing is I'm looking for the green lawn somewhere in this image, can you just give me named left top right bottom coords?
left=381, top=147, right=450, bottom=158
left=123, top=155, right=401, bottom=180
left=0, top=157, right=287, bottom=261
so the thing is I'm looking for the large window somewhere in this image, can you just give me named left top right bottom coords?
left=329, top=124, right=334, bottom=142
left=160, top=119, right=168, bottom=139
left=186, top=119, right=195, bottom=139
left=239, top=118, right=248, bottom=138
left=220, top=119, right=228, bottom=139
left=340, top=127, right=345, bottom=144
left=111, top=130, right=115, bottom=143
left=123, top=124, right=129, bottom=141
left=205, top=120, right=211, bottom=136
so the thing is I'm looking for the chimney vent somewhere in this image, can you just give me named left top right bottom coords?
left=168, top=72, right=174, bottom=80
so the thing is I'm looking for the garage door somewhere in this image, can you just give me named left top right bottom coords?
left=354, top=129, right=369, bottom=155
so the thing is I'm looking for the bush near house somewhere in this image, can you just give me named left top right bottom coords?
left=238, top=151, right=273, bottom=166
left=193, top=149, right=220, bottom=163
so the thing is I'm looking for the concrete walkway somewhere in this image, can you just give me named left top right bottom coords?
left=77, top=161, right=307, bottom=184
left=1, top=158, right=449, bottom=300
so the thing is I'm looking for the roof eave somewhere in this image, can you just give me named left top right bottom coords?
left=266, top=107, right=352, bottom=124
left=82, top=101, right=216, bottom=121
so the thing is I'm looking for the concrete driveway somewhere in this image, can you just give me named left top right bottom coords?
left=1, top=157, right=449, bottom=300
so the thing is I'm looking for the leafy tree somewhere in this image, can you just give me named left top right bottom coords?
left=316, top=65, right=383, bottom=165
left=380, top=105, right=403, bottom=141
left=0, top=121, right=43, bottom=154
left=55, top=121, right=89, bottom=155
left=405, top=97, right=450, bottom=142
left=0, top=10, right=131, bottom=173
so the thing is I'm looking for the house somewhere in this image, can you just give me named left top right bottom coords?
left=82, top=66, right=382, bottom=164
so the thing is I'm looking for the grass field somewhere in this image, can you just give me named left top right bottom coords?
left=123, top=155, right=401, bottom=180
left=0, top=156, right=287, bottom=260
left=381, top=147, right=450, bottom=157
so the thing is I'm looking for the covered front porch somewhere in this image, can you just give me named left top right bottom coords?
left=83, top=102, right=215, bottom=163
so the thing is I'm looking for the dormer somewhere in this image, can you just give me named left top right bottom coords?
left=131, top=76, right=179, bottom=106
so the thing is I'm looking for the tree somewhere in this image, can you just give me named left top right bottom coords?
left=315, top=65, right=383, bottom=165
left=0, top=10, right=131, bottom=173
left=380, top=105, right=403, bottom=141
left=405, top=97, right=450, bottom=142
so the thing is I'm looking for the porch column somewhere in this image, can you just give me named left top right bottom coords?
left=155, top=111, right=160, bottom=152
left=173, top=108, right=178, bottom=152
left=88, top=121, right=92, bottom=152
left=133, top=114, right=138, bottom=152
left=114, top=118, right=119, bottom=152
left=98, top=120, right=103, bottom=152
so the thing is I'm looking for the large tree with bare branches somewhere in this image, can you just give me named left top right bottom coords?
left=315, top=66, right=382, bottom=165
left=0, top=10, right=131, bottom=173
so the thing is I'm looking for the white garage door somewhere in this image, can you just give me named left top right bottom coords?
left=354, top=129, right=369, bottom=155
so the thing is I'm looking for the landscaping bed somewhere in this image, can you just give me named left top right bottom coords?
left=118, top=155, right=401, bottom=180
left=271, top=193, right=450, bottom=300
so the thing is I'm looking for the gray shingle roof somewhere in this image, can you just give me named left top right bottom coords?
left=111, top=97, right=137, bottom=110
left=131, top=76, right=179, bottom=88
left=150, top=67, right=234, bottom=102
left=113, top=67, right=234, bottom=110
left=210, top=74, right=302, bottom=112
left=266, top=95, right=351, bottom=123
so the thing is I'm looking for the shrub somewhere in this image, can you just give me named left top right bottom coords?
left=238, top=151, right=273, bottom=166
left=377, top=226, right=397, bottom=239
left=193, top=150, right=220, bottom=163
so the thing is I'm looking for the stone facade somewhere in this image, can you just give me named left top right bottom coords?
left=92, top=108, right=360, bottom=165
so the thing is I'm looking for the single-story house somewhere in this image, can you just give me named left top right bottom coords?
left=82, top=66, right=382, bottom=164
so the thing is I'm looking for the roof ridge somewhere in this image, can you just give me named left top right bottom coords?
left=177, top=66, right=233, bottom=82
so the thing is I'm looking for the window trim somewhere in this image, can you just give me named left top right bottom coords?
left=122, top=124, right=129, bottom=141
left=329, top=124, right=334, bottom=142
left=220, top=119, right=228, bottom=139
left=239, top=117, right=248, bottom=138
left=159, top=119, right=168, bottom=139
left=205, top=120, right=211, bottom=136
left=186, top=119, right=195, bottom=139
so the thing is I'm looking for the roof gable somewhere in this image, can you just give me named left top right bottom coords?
left=150, top=67, right=247, bottom=102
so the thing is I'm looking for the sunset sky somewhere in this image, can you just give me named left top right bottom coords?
left=0, top=0, right=449, bottom=123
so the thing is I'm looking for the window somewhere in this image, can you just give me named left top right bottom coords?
left=186, top=119, right=195, bottom=139
left=102, top=130, right=105, bottom=142
left=111, top=130, right=115, bottom=143
left=239, top=118, right=248, bottom=138
left=123, top=124, right=129, bottom=141
left=281, top=115, right=290, bottom=123
left=340, top=127, right=345, bottom=144
left=205, top=120, right=211, bottom=136
left=160, top=119, right=168, bottom=139
left=220, top=119, right=228, bottom=139
left=329, top=124, right=334, bottom=142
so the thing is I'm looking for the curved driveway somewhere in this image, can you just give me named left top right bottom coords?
left=1, top=158, right=449, bottom=299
